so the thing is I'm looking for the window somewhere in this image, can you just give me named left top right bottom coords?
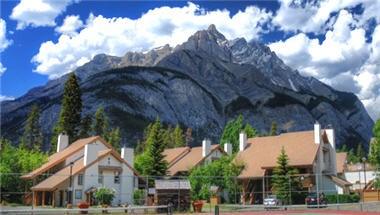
left=75, top=189, right=82, bottom=199
left=78, top=174, right=83, bottom=186
left=114, top=171, right=120, bottom=184
left=108, top=157, right=111, bottom=165
left=98, top=171, right=103, bottom=184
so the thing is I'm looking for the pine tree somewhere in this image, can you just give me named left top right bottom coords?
left=22, top=104, right=43, bottom=150
left=369, top=119, right=380, bottom=167
left=173, top=124, right=185, bottom=147
left=162, top=126, right=174, bottom=148
left=220, top=115, right=257, bottom=152
left=54, top=73, right=82, bottom=143
left=107, top=127, right=121, bottom=150
left=272, top=147, right=299, bottom=204
left=93, top=107, right=109, bottom=138
left=270, top=121, right=278, bottom=136
left=185, top=128, right=193, bottom=146
left=356, top=144, right=365, bottom=161
left=78, top=115, right=93, bottom=138
left=244, top=124, right=257, bottom=138
left=143, top=118, right=167, bottom=176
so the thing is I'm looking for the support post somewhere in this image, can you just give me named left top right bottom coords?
left=52, top=191, right=55, bottom=208
left=42, top=191, right=45, bottom=207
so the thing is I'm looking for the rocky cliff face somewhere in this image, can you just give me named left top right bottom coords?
left=1, top=25, right=374, bottom=149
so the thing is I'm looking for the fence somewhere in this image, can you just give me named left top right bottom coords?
left=1, top=173, right=380, bottom=214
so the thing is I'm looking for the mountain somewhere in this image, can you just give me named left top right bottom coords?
left=1, top=25, right=374, bottom=150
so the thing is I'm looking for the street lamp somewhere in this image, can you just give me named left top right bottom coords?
left=362, top=157, right=367, bottom=188
left=69, top=161, right=74, bottom=205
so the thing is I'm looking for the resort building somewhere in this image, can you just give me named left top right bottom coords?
left=21, top=134, right=138, bottom=207
left=163, top=139, right=226, bottom=176
left=235, top=123, right=351, bottom=204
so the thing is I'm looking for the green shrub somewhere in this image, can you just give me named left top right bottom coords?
left=94, top=187, right=116, bottom=205
left=325, top=194, right=360, bottom=204
left=133, top=189, right=145, bottom=205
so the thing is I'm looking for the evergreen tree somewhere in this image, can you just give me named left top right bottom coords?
left=220, top=115, right=257, bottom=152
left=135, top=122, right=153, bottom=154
left=173, top=124, right=185, bottom=147
left=272, top=147, right=300, bottom=204
left=162, top=126, right=174, bottom=148
left=145, top=118, right=167, bottom=176
left=270, top=121, right=278, bottom=136
left=93, top=107, right=109, bottom=138
left=369, top=119, right=380, bottom=167
left=54, top=73, right=82, bottom=144
left=135, top=118, right=167, bottom=180
left=185, top=128, right=193, bottom=146
left=107, top=127, right=121, bottom=150
left=78, top=114, right=93, bottom=138
left=244, top=124, right=257, bottom=138
left=356, top=144, right=365, bottom=161
left=21, top=104, right=43, bottom=150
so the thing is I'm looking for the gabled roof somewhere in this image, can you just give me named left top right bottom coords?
left=236, top=131, right=320, bottom=178
left=31, top=148, right=139, bottom=191
left=21, top=136, right=101, bottom=179
left=163, top=144, right=224, bottom=175
left=336, top=152, right=347, bottom=174
left=22, top=136, right=139, bottom=180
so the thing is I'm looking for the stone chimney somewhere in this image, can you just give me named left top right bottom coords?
left=314, top=122, right=321, bottom=144
left=239, top=132, right=247, bottom=152
left=84, top=143, right=97, bottom=166
left=56, top=132, right=69, bottom=152
left=202, top=139, right=211, bottom=157
left=121, top=146, right=134, bottom=167
left=224, top=143, right=232, bottom=155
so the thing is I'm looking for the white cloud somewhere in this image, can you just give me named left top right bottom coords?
left=10, top=0, right=78, bottom=29
left=0, top=95, right=15, bottom=102
left=55, top=15, right=83, bottom=36
left=270, top=10, right=380, bottom=120
left=273, top=0, right=380, bottom=33
left=0, top=19, right=12, bottom=76
left=0, top=62, right=6, bottom=76
left=32, top=3, right=272, bottom=79
left=271, top=10, right=368, bottom=79
left=0, top=19, right=11, bottom=52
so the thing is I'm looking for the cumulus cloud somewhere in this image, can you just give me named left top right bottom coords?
left=32, top=3, right=272, bottom=79
left=55, top=15, right=83, bottom=36
left=0, top=19, right=11, bottom=52
left=273, top=0, right=380, bottom=33
left=0, top=19, right=12, bottom=76
left=270, top=10, right=368, bottom=78
left=10, top=0, right=78, bottom=29
left=270, top=10, right=380, bottom=120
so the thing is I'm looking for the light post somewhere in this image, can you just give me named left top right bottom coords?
left=362, top=157, right=367, bottom=188
left=68, top=161, right=74, bottom=205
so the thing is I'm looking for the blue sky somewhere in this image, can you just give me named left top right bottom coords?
left=0, top=0, right=379, bottom=120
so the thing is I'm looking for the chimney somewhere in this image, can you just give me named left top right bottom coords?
left=57, top=132, right=69, bottom=152
left=84, top=143, right=97, bottom=166
left=202, top=139, right=211, bottom=157
left=325, top=128, right=335, bottom=149
left=121, top=146, right=134, bottom=167
left=239, top=132, right=247, bottom=152
left=314, top=122, right=321, bottom=144
left=224, top=143, right=232, bottom=155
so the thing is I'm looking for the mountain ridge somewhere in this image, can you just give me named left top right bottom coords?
left=1, top=25, right=374, bottom=150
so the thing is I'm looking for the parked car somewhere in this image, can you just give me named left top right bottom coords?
left=305, top=192, right=327, bottom=208
left=264, top=195, right=281, bottom=209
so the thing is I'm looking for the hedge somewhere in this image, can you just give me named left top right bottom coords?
left=325, top=194, right=360, bottom=204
